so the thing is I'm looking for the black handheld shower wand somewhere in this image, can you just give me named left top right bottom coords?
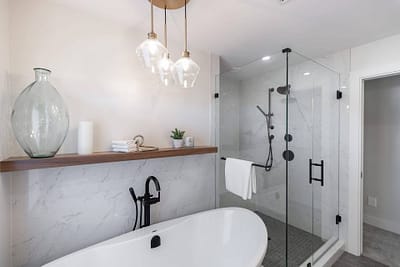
left=256, top=88, right=275, bottom=171
left=129, top=187, right=139, bottom=231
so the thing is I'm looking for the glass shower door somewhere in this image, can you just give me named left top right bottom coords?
left=286, top=52, right=315, bottom=266
left=309, top=59, right=340, bottom=264
left=289, top=52, right=340, bottom=265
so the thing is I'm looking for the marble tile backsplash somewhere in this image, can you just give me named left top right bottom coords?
left=11, top=154, right=215, bottom=267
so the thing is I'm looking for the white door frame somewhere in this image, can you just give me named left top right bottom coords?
left=348, top=68, right=400, bottom=255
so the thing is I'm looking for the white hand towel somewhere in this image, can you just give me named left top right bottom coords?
left=112, top=140, right=134, bottom=146
left=112, top=144, right=135, bottom=150
left=225, top=158, right=257, bottom=200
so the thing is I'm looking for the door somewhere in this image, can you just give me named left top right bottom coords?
left=287, top=52, right=340, bottom=266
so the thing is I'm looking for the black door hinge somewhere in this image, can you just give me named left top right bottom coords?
left=214, top=93, right=219, bottom=99
left=336, top=90, right=342, bottom=100
left=336, top=214, right=342, bottom=225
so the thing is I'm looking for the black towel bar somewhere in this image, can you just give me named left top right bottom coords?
left=220, top=157, right=267, bottom=169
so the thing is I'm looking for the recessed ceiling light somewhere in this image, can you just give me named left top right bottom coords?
left=341, top=85, right=347, bottom=89
left=303, top=72, right=311, bottom=76
left=262, top=56, right=271, bottom=61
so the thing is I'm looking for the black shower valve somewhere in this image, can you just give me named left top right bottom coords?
left=270, top=125, right=275, bottom=130
left=270, top=135, right=275, bottom=140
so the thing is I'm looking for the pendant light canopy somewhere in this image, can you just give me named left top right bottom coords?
left=136, top=0, right=167, bottom=73
left=173, top=0, right=200, bottom=88
left=158, top=7, right=175, bottom=86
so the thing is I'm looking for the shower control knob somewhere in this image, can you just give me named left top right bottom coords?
left=270, top=135, right=275, bottom=140
left=270, top=125, right=275, bottom=130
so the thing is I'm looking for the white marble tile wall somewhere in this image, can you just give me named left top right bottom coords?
left=11, top=154, right=215, bottom=267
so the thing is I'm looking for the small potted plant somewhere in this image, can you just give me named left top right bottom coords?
left=170, top=128, right=185, bottom=148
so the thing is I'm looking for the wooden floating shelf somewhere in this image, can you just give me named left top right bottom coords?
left=0, top=146, right=218, bottom=173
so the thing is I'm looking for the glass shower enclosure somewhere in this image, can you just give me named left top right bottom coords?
left=216, top=49, right=341, bottom=266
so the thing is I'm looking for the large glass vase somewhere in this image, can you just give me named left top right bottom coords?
left=11, top=68, right=69, bottom=158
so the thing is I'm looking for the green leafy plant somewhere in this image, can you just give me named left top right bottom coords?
left=170, top=128, right=185, bottom=140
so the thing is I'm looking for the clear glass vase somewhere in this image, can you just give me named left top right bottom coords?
left=11, top=68, right=69, bottom=158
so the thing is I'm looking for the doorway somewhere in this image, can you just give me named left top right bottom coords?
left=362, top=75, right=400, bottom=266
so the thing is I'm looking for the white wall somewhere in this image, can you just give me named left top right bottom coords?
left=6, top=0, right=217, bottom=266
left=0, top=0, right=11, bottom=266
left=363, top=75, right=400, bottom=235
left=9, top=0, right=213, bottom=155
left=348, top=33, right=400, bottom=255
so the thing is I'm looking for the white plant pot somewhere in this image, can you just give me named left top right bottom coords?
left=172, top=139, right=184, bottom=148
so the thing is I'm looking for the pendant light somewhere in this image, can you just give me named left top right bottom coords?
left=157, top=6, right=175, bottom=86
left=136, top=0, right=168, bottom=73
left=173, top=0, right=200, bottom=88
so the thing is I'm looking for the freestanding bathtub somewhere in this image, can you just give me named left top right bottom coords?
left=43, top=207, right=268, bottom=267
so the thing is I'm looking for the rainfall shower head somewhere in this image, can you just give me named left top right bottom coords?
left=277, top=85, right=291, bottom=95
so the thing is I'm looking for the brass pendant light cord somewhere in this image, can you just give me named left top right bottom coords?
left=164, top=6, right=168, bottom=48
left=150, top=0, right=154, bottom=33
left=184, top=0, right=188, bottom=53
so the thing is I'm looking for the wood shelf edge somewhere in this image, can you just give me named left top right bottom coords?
left=0, top=146, right=218, bottom=172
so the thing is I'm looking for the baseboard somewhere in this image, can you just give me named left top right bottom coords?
left=364, top=214, right=400, bottom=235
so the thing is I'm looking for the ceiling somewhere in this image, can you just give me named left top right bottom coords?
left=51, top=0, right=400, bottom=70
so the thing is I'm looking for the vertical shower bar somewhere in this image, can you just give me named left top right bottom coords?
left=268, top=89, right=273, bottom=122
left=282, top=47, right=291, bottom=267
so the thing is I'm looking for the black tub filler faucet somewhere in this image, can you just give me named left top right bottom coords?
left=129, top=176, right=161, bottom=230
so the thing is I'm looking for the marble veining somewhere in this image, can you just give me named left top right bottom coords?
left=11, top=154, right=215, bottom=267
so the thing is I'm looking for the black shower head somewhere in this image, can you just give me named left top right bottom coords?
left=277, top=85, right=291, bottom=95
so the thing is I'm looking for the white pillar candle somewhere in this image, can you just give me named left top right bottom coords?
left=77, top=121, right=93, bottom=155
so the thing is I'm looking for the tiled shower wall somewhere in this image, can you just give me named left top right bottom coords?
left=11, top=155, right=215, bottom=267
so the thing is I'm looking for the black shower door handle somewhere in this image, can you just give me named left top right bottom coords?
left=309, top=159, right=324, bottom=186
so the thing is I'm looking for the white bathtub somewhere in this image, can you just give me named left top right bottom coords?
left=43, top=207, right=268, bottom=267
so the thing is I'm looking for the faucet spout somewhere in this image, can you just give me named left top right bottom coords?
left=143, top=176, right=161, bottom=227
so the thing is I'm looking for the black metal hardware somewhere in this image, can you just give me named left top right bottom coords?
left=220, top=157, right=267, bottom=169
left=282, top=150, right=294, bottom=161
left=284, top=134, right=293, bottom=142
left=282, top=48, right=292, bottom=53
left=214, top=93, right=219, bottom=99
left=307, top=263, right=311, bottom=267
left=131, top=176, right=162, bottom=228
left=143, top=176, right=161, bottom=227
left=336, top=215, right=342, bottom=225
left=336, top=90, right=342, bottom=100
left=129, top=187, right=139, bottom=231
left=309, top=159, right=324, bottom=186
left=277, top=85, right=291, bottom=95
left=150, top=235, right=161, bottom=249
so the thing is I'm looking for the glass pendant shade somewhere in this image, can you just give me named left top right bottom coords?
left=174, top=53, right=200, bottom=88
left=11, top=68, right=69, bottom=158
left=136, top=34, right=168, bottom=73
left=158, top=53, right=174, bottom=86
